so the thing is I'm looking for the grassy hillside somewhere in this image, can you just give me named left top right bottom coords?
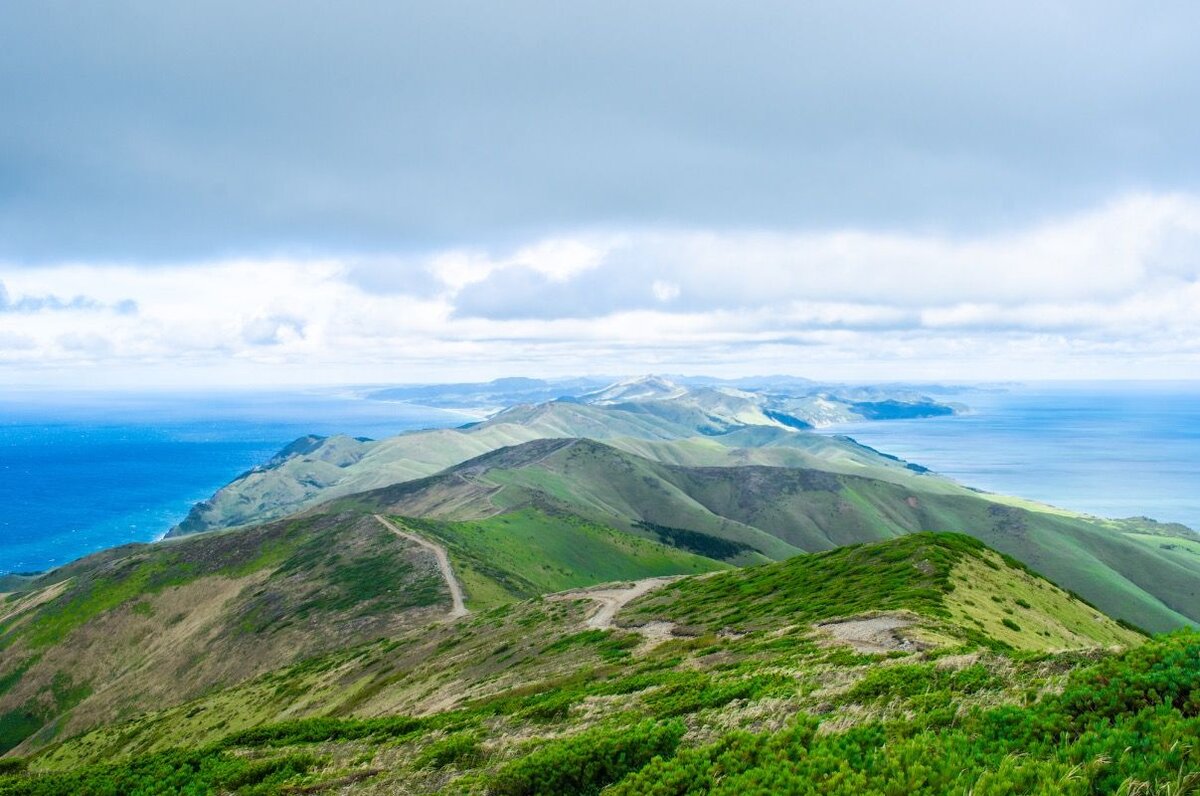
left=3, top=533, right=1172, bottom=795
left=349, top=438, right=1199, bottom=633
left=0, top=498, right=730, bottom=758
left=0, top=512, right=451, bottom=756
left=623, top=533, right=1141, bottom=649
left=398, top=510, right=726, bottom=607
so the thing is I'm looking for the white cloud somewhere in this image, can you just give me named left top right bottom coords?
left=2, top=193, right=1199, bottom=385
left=652, top=280, right=681, bottom=302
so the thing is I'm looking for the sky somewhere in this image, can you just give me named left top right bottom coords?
left=2, top=1, right=1200, bottom=386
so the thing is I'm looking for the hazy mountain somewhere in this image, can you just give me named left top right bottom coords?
left=168, top=377, right=956, bottom=536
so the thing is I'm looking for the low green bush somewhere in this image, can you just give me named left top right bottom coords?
left=490, top=719, right=684, bottom=795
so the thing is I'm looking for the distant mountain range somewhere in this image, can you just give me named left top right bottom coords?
left=169, top=375, right=956, bottom=536
left=362, top=373, right=960, bottom=422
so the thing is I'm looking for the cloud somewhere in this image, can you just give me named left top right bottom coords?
left=652, top=280, right=680, bottom=303
left=1, top=193, right=1199, bottom=385
left=0, top=331, right=35, bottom=352
left=242, top=315, right=306, bottom=346
left=57, top=332, right=113, bottom=356
left=0, top=279, right=139, bottom=315
left=2, top=3, right=1200, bottom=260
left=452, top=195, right=1200, bottom=321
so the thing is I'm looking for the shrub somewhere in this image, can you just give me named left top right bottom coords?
left=219, top=715, right=423, bottom=748
left=416, top=731, right=484, bottom=769
left=489, top=719, right=684, bottom=796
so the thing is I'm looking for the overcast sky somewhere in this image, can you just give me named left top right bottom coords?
left=2, top=1, right=1199, bottom=385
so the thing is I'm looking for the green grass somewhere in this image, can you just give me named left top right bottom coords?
left=401, top=509, right=726, bottom=607
left=0, top=513, right=456, bottom=759
left=623, top=532, right=979, bottom=631
left=359, top=437, right=1200, bottom=633
left=33, top=532, right=1140, bottom=770
left=19, top=557, right=197, bottom=648
left=0, top=748, right=319, bottom=795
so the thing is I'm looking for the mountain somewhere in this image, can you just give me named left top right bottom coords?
left=0, top=512, right=455, bottom=755
left=168, top=378, right=955, bottom=536
left=359, top=374, right=961, bottom=423
left=5, top=424, right=1184, bottom=765
left=365, top=376, right=612, bottom=410
left=6, top=531, right=1186, bottom=795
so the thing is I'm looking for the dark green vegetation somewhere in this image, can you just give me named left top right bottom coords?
left=0, top=749, right=318, bottom=796
left=623, top=532, right=982, bottom=631
left=635, top=520, right=756, bottom=561
left=6, top=629, right=1200, bottom=796
left=606, top=632, right=1200, bottom=795
left=0, top=533, right=1166, bottom=794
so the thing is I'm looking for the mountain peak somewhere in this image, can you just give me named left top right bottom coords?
left=581, top=375, right=688, bottom=405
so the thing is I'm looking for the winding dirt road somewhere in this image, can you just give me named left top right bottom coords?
left=374, top=514, right=468, bottom=619
left=550, top=576, right=681, bottom=629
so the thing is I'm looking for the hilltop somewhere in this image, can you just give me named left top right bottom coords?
left=316, top=436, right=1195, bottom=633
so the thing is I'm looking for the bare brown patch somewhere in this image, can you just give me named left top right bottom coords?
left=817, top=612, right=931, bottom=654
left=0, top=580, right=71, bottom=627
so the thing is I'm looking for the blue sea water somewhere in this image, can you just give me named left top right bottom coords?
left=824, top=383, right=1200, bottom=532
left=0, top=390, right=469, bottom=575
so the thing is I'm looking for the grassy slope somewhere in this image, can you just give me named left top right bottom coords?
left=0, top=513, right=449, bottom=757
left=171, top=401, right=738, bottom=534
left=398, top=509, right=727, bottom=607
left=0, top=498, right=730, bottom=758
left=12, top=534, right=1152, bottom=795
left=166, top=392, right=1200, bottom=633
left=623, top=533, right=1141, bottom=648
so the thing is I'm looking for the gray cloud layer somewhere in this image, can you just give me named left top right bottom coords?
left=0, top=280, right=136, bottom=314
left=3, top=1, right=1200, bottom=261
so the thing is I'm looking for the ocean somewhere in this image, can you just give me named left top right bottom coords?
left=823, top=382, right=1200, bottom=532
left=0, top=390, right=470, bottom=575
left=2, top=383, right=1198, bottom=576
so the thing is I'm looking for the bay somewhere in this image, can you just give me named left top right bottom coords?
left=0, top=390, right=468, bottom=574
left=823, top=382, right=1200, bottom=532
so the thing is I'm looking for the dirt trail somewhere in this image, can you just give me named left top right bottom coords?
left=550, top=576, right=681, bottom=630
left=374, top=515, right=468, bottom=619
left=818, top=614, right=928, bottom=653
